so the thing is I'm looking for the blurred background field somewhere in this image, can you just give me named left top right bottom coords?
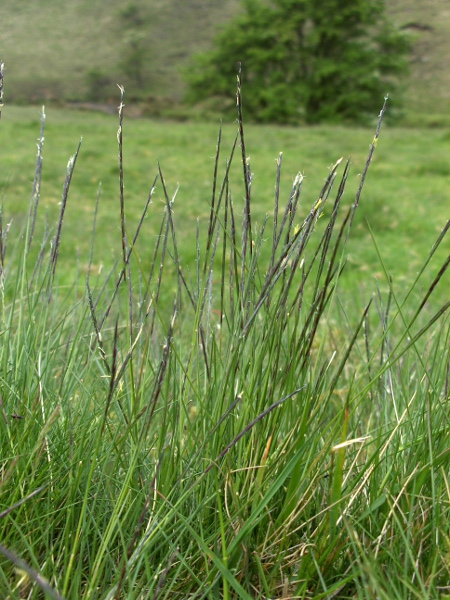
left=1, top=104, right=448, bottom=309
left=0, top=0, right=449, bottom=123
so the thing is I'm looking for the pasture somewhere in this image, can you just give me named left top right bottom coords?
left=0, top=102, right=450, bottom=599
left=1, top=105, right=449, bottom=302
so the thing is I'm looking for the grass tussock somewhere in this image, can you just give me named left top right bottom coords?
left=1, top=77, right=450, bottom=599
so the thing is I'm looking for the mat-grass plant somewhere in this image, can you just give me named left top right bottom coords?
left=1, top=74, right=450, bottom=598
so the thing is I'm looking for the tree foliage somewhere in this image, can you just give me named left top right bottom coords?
left=185, top=0, right=410, bottom=124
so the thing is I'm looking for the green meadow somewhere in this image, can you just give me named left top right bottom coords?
left=1, top=105, right=449, bottom=302
left=1, top=100, right=450, bottom=599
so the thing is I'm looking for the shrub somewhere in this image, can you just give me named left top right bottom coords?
left=185, top=0, right=411, bottom=124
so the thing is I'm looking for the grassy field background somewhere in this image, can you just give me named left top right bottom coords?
left=0, top=0, right=449, bottom=121
left=1, top=104, right=449, bottom=309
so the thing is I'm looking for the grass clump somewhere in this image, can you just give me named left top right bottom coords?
left=1, top=76, right=450, bottom=599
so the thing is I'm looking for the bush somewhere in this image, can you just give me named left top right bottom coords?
left=85, top=68, right=116, bottom=102
left=185, top=0, right=411, bottom=124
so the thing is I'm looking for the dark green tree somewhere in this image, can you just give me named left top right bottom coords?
left=185, top=0, right=410, bottom=124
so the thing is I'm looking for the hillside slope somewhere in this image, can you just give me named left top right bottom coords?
left=0, top=0, right=448, bottom=118
left=389, top=0, right=450, bottom=116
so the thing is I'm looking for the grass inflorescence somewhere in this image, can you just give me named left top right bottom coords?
left=1, top=81, right=450, bottom=599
